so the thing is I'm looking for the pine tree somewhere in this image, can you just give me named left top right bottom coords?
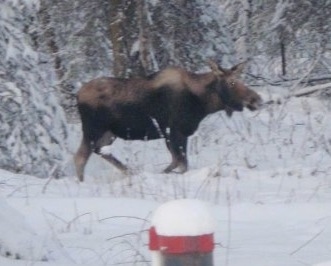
left=0, top=0, right=68, bottom=177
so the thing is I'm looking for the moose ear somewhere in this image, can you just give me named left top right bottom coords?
left=230, top=62, right=246, bottom=76
left=207, top=60, right=226, bottom=76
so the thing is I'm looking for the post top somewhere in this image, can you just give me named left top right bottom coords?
left=151, top=199, right=216, bottom=236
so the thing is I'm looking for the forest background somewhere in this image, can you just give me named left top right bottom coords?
left=1, top=0, right=331, bottom=177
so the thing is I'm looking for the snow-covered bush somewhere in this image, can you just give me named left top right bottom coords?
left=0, top=0, right=67, bottom=177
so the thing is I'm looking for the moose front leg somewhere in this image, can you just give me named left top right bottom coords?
left=163, top=131, right=188, bottom=173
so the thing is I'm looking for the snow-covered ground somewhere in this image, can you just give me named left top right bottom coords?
left=1, top=93, right=331, bottom=266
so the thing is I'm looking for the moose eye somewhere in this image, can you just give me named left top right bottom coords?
left=229, top=81, right=235, bottom=87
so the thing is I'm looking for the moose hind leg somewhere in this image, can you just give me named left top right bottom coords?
left=93, top=131, right=128, bottom=172
left=163, top=132, right=188, bottom=173
left=74, top=137, right=92, bottom=182
left=99, top=153, right=128, bottom=172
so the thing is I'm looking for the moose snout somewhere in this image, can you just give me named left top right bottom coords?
left=245, top=94, right=263, bottom=111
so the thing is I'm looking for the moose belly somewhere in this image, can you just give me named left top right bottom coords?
left=110, top=114, right=165, bottom=141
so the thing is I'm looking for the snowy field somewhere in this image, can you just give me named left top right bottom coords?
left=1, top=91, right=331, bottom=266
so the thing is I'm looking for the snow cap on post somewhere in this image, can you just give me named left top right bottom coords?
left=149, top=199, right=216, bottom=266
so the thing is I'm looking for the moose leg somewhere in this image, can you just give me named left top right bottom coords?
left=93, top=131, right=128, bottom=172
left=163, top=131, right=188, bottom=173
left=99, top=154, right=128, bottom=172
left=74, top=136, right=92, bottom=182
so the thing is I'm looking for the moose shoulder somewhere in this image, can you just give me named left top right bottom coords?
left=74, top=61, right=262, bottom=181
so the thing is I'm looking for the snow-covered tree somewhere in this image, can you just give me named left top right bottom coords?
left=0, top=0, right=67, bottom=177
left=222, top=0, right=331, bottom=82
left=146, top=0, right=236, bottom=71
left=34, top=0, right=237, bottom=121
left=38, top=0, right=113, bottom=118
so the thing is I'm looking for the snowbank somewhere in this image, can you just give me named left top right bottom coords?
left=0, top=198, right=49, bottom=261
left=314, top=262, right=331, bottom=266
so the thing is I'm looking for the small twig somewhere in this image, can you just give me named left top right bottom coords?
left=99, top=216, right=149, bottom=223
left=67, top=212, right=90, bottom=229
left=287, top=51, right=323, bottom=96
left=43, top=209, right=91, bottom=232
left=291, top=82, right=331, bottom=98
left=290, top=228, right=325, bottom=256
left=107, top=231, right=146, bottom=241
left=225, top=188, right=232, bottom=266
left=42, top=165, right=58, bottom=194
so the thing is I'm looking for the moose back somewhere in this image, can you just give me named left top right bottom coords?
left=74, top=61, right=262, bottom=181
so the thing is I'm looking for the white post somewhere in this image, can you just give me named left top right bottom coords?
left=149, top=199, right=216, bottom=266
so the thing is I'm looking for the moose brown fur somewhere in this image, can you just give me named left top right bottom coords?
left=74, top=61, right=262, bottom=181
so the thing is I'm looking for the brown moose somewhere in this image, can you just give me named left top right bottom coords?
left=74, top=61, right=262, bottom=181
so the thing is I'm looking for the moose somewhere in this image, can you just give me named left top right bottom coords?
left=74, top=60, right=262, bottom=181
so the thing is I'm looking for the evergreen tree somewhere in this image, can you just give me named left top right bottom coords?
left=0, top=0, right=68, bottom=177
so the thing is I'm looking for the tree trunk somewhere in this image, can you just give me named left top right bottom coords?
left=38, top=1, right=64, bottom=81
left=280, top=38, right=286, bottom=76
left=136, top=0, right=157, bottom=75
left=109, top=0, right=129, bottom=77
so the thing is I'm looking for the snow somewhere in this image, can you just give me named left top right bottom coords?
left=1, top=92, right=331, bottom=266
left=99, top=145, right=113, bottom=156
left=269, top=0, right=289, bottom=31
left=315, top=262, right=331, bottom=266
left=151, top=199, right=216, bottom=236
left=130, top=39, right=140, bottom=57
left=0, top=198, right=48, bottom=261
left=1, top=165, right=331, bottom=266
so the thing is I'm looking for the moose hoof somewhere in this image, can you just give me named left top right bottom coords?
left=163, top=162, right=187, bottom=174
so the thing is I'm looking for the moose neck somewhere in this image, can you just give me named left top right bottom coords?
left=197, top=74, right=227, bottom=114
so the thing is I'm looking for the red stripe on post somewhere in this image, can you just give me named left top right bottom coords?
left=149, top=226, right=159, bottom=250
left=149, top=227, right=214, bottom=254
